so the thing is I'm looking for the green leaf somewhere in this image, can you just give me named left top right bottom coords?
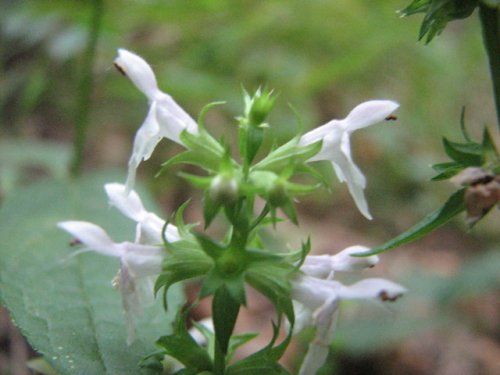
left=213, top=286, right=241, bottom=355
left=225, top=322, right=292, bottom=375
left=155, top=245, right=212, bottom=309
left=0, top=139, right=71, bottom=195
left=253, top=137, right=322, bottom=172
left=159, top=150, right=218, bottom=174
left=400, top=0, right=479, bottom=43
left=245, top=262, right=295, bottom=325
left=431, top=161, right=464, bottom=180
left=354, top=188, right=466, bottom=256
left=227, top=333, right=259, bottom=361
left=0, top=171, right=184, bottom=375
left=481, top=127, right=500, bottom=167
left=203, top=191, right=223, bottom=228
left=156, top=312, right=213, bottom=372
left=442, top=137, right=482, bottom=165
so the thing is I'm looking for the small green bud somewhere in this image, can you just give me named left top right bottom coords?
left=245, top=89, right=277, bottom=126
left=268, top=179, right=288, bottom=207
left=209, top=174, right=239, bottom=205
left=249, top=171, right=289, bottom=207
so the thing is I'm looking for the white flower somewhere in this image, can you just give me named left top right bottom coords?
left=300, top=245, right=379, bottom=279
left=300, top=100, right=399, bottom=219
left=104, top=182, right=179, bottom=245
left=57, top=220, right=165, bottom=344
left=114, top=49, right=198, bottom=191
left=292, top=275, right=406, bottom=375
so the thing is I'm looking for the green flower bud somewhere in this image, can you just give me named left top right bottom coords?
left=268, top=179, right=288, bottom=207
left=249, top=171, right=289, bottom=207
left=245, top=88, right=277, bottom=126
left=209, top=174, right=239, bottom=205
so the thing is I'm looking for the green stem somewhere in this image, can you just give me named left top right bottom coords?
left=213, top=340, right=226, bottom=375
left=70, top=0, right=104, bottom=176
left=479, top=4, right=500, bottom=127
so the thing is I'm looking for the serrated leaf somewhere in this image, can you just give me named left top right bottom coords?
left=355, top=188, right=466, bottom=256
left=0, top=171, right=184, bottom=375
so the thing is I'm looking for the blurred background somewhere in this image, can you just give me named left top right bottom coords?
left=0, top=0, right=498, bottom=374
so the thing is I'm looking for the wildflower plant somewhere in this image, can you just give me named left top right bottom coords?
left=56, top=49, right=406, bottom=375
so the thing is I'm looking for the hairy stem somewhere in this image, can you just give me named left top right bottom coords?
left=479, top=4, right=500, bottom=127
left=70, top=0, right=104, bottom=176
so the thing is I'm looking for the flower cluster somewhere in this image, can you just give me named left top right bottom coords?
left=293, top=246, right=405, bottom=374
left=58, top=49, right=405, bottom=374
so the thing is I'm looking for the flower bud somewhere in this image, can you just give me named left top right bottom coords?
left=268, top=179, right=288, bottom=207
left=209, top=174, right=239, bottom=205
left=245, top=88, right=276, bottom=126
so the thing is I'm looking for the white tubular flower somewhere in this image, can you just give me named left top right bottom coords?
left=300, top=100, right=399, bottom=219
left=300, top=245, right=379, bottom=279
left=114, top=49, right=198, bottom=191
left=292, top=276, right=406, bottom=375
left=57, top=220, right=165, bottom=345
left=104, top=183, right=179, bottom=245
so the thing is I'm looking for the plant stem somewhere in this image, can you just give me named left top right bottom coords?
left=479, top=4, right=500, bottom=127
left=213, top=341, right=226, bottom=375
left=70, top=0, right=104, bottom=176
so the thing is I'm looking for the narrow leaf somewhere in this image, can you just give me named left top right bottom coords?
left=354, top=188, right=466, bottom=256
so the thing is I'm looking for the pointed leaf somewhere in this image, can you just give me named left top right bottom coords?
left=156, top=313, right=213, bottom=372
left=212, top=286, right=241, bottom=355
left=443, top=137, right=482, bottom=165
left=354, top=188, right=466, bottom=256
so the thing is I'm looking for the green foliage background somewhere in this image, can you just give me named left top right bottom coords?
left=1, top=0, right=498, bottom=374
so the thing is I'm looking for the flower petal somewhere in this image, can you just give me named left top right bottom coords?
left=57, top=221, right=122, bottom=257
left=330, top=157, right=372, bottom=220
left=122, top=252, right=163, bottom=279
left=329, top=245, right=379, bottom=271
left=301, top=246, right=379, bottom=278
left=292, top=276, right=342, bottom=309
left=338, top=278, right=406, bottom=301
left=298, top=297, right=340, bottom=375
left=155, top=92, right=198, bottom=145
left=125, top=102, right=162, bottom=191
left=114, top=49, right=159, bottom=100
left=342, top=100, right=399, bottom=132
left=105, top=183, right=147, bottom=222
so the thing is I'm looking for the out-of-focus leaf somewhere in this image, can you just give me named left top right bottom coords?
left=442, top=138, right=482, bottom=165
left=0, top=139, right=71, bottom=193
left=356, top=188, right=466, bottom=256
left=400, top=0, right=479, bottom=43
left=0, top=170, right=183, bottom=375
left=0, top=139, right=71, bottom=199
left=431, top=161, right=464, bottom=180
